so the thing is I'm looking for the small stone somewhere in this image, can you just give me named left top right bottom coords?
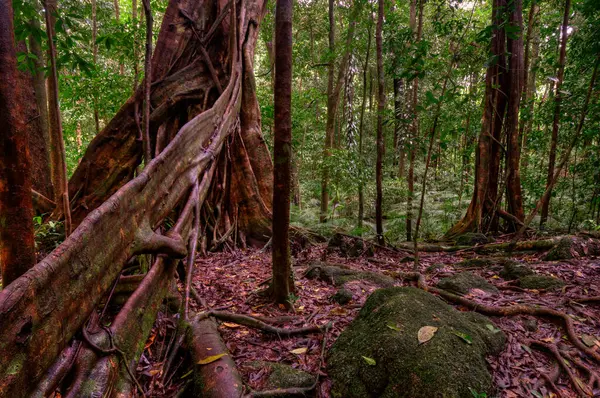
left=425, top=263, right=445, bottom=273
left=522, top=318, right=538, bottom=332
left=400, top=256, right=415, bottom=263
left=331, top=288, right=353, bottom=305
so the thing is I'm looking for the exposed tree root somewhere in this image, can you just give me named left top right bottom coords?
left=530, top=341, right=593, bottom=396
left=194, top=311, right=326, bottom=336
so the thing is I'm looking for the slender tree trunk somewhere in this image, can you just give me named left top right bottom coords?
left=272, top=0, right=293, bottom=305
left=320, top=0, right=361, bottom=222
left=27, top=16, right=53, bottom=201
left=394, top=78, right=405, bottom=178
left=375, top=0, right=385, bottom=245
left=540, top=0, right=571, bottom=227
left=114, top=0, right=125, bottom=75
left=513, top=55, right=599, bottom=243
left=92, top=0, right=100, bottom=134
left=142, top=0, right=153, bottom=165
left=0, top=1, right=36, bottom=285
left=132, top=0, right=139, bottom=91
left=44, top=0, right=72, bottom=236
left=407, top=0, right=424, bottom=241
left=505, top=0, right=525, bottom=224
left=520, top=1, right=540, bottom=179
left=320, top=0, right=335, bottom=223
left=357, top=18, right=372, bottom=229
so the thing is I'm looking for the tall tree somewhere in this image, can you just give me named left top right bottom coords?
left=320, top=0, right=361, bottom=222
left=505, top=0, right=525, bottom=223
left=44, top=0, right=72, bottom=236
left=406, top=0, right=424, bottom=241
left=142, top=0, right=153, bottom=165
left=540, top=0, right=571, bottom=227
left=375, top=0, right=385, bottom=245
left=0, top=0, right=36, bottom=285
left=271, top=0, right=294, bottom=305
left=357, top=17, right=373, bottom=228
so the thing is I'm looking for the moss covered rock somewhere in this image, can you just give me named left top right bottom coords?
left=305, top=262, right=395, bottom=288
left=499, top=262, right=534, bottom=280
left=437, top=272, right=499, bottom=295
left=328, top=233, right=374, bottom=257
left=454, top=233, right=491, bottom=246
left=327, top=287, right=505, bottom=398
left=543, top=236, right=600, bottom=261
left=246, top=361, right=314, bottom=390
left=518, top=274, right=565, bottom=290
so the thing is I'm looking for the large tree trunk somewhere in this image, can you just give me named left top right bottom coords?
left=540, top=0, right=571, bottom=227
left=447, top=0, right=512, bottom=237
left=0, top=1, right=36, bottom=286
left=357, top=17, right=372, bottom=229
left=0, top=0, right=271, bottom=395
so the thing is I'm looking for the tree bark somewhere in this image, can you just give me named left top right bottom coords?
left=375, top=0, right=385, bottom=245
left=540, top=0, right=571, bottom=227
left=0, top=1, right=36, bottom=286
left=142, top=0, right=153, bottom=165
left=272, top=0, right=294, bottom=305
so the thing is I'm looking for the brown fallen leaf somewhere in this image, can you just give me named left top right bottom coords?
left=418, top=326, right=438, bottom=344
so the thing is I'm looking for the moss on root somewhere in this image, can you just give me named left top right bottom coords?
left=327, top=287, right=505, bottom=398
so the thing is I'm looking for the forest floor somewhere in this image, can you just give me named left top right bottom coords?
left=139, top=237, right=600, bottom=397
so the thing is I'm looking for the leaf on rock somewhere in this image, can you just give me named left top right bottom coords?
left=451, top=330, right=472, bottom=344
left=386, top=323, right=402, bottom=331
left=197, top=353, right=227, bottom=365
left=418, top=326, right=438, bottom=344
left=362, top=356, right=376, bottom=366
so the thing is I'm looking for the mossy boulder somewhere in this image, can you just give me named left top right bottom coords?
left=454, top=233, right=491, bottom=246
left=518, top=274, right=565, bottom=290
left=327, top=287, right=505, bottom=398
left=305, top=262, right=395, bottom=288
left=499, top=262, right=534, bottom=280
left=425, top=263, right=446, bottom=273
left=437, top=272, right=499, bottom=295
left=246, top=361, right=314, bottom=390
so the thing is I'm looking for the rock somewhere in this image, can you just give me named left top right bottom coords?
left=331, top=288, right=353, bottom=305
left=543, top=236, right=600, bottom=261
left=327, top=233, right=374, bottom=258
left=437, top=272, right=499, bottom=295
left=518, top=275, right=565, bottom=290
left=454, top=233, right=491, bottom=246
left=305, top=262, right=395, bottom=288
left=327, top=287, right=506, bottom=398
left=246, top=361, right=314, bottom=390
left=499, top=262, right=534, bottom=280
left=425, top=263, right=445, bottom=273
left=522, top=318, right=538, bottom=332
left=400, top=256, right=415, bottom=263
